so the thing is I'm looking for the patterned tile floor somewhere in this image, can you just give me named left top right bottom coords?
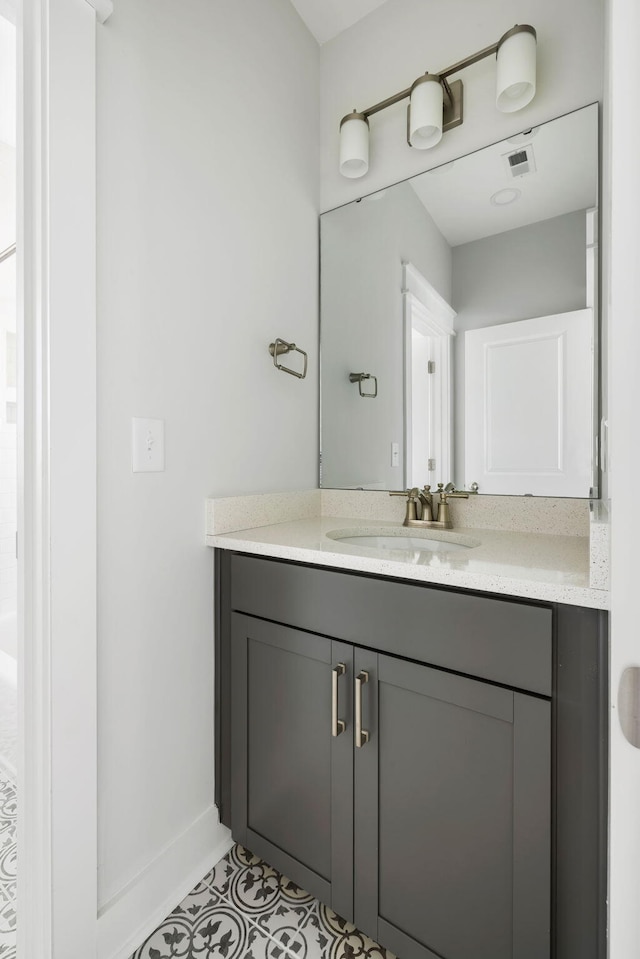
left=0, top=775, right=16, bottom=959
left=131, top=844, right=395, bottom=959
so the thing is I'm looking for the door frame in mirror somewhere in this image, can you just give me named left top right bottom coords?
left=403, top=263, right=456, bottom=488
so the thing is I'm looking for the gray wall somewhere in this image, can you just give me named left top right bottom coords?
left=321, top=181, right=451, bottom=489
left=451, top=211, right=587, bottom=485
left=96, top=0, right=319, bottom=915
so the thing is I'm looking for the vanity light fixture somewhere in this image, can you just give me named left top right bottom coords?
left=339, top=24, right=537, bottom=178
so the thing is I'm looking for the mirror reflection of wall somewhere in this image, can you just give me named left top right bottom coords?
left=321, top=180, right=452, bottom=490
left=320, top=104, right=598, bottom=497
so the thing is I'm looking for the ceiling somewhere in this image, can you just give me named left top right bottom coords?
left=289, top=0, right=390, bottom=44
left=409, top=105, right=598, bottom=247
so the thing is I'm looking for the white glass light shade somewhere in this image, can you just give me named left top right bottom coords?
left=339, top=113, right=369, bottom=178
left=496, top=25, right=537, bottom=113
left=409, top=75, right=443, bottom=150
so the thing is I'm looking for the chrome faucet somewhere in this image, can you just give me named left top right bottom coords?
left=390, top=482, right=470, bottom=529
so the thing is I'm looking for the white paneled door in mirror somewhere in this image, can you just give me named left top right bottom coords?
left=464, top=310, right=593, bottom=496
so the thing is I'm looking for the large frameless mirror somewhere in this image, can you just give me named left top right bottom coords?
left=320, top=104, right=599, bottom=497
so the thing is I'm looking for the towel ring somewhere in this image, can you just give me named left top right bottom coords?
left=269, top=339, right=308, bottom=380
left=349, top=372, right=378, bottom=398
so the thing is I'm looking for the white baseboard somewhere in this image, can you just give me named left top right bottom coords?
left=97, top=805, right=233, bottom=959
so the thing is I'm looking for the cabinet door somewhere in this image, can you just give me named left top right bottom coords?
left=354, top=649, right=551, bottom=959
left=231, top=613, right=354, bottom=920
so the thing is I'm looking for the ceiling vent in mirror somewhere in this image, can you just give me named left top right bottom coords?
left=503, top=145, right=537, bottom=178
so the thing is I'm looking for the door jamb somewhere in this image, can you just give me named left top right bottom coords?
left=19, top=0, right=105, bottom=954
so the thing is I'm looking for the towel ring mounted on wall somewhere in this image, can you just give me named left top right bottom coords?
left=349, top=372, right=378, bottom=398
left=269, top=339, right=308, bottom=379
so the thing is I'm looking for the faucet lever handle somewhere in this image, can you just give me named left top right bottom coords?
left=389, top=488, right=419, bottom=525
left=439, top=482, right=470, bottom=501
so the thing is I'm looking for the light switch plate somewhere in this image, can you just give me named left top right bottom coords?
left=132, top=417, right=165, bottom=472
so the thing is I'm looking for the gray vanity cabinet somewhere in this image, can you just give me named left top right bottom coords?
left=230, top=614, right=550, bottom=959
left=216, top=551, right=607, bottom=959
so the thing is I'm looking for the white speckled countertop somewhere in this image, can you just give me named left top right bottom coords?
left=206, top=515, right=608, bottom=610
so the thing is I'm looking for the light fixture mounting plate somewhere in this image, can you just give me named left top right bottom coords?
left=442, top=79, right=464, bottom=133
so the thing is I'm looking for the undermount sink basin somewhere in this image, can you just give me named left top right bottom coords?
left=326, top=527, right=480, bottom=554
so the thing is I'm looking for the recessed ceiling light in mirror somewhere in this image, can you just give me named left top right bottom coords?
left=490, top=188, right=522, bottom=206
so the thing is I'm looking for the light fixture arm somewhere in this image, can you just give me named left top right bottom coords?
left=361, top=85, right=415, bottom=121
left=360, top=46, right=495, bottom=119
left=440, top=77, right=454, bottom=107
left=353, top=25, right=534, bottom=121
left=438, top=40, right=499, bottom=83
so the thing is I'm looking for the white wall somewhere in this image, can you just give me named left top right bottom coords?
left=0, top=135, right=16, bottom=636
left=321, top=181, right=451, bottom=488
left=320, top=0, right=604, bottom=212
left=451, top=211, right=587, bottom=484
left=606, top=0, right=640, bottom=954
left=96, top=0, right=319, bottom=941
left=0, top=13, right=15, bottom=150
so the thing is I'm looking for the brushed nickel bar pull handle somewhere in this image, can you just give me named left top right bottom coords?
left=355, top=671, right=370, bottom=748
left=332, top=663, right=346, bottom=737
